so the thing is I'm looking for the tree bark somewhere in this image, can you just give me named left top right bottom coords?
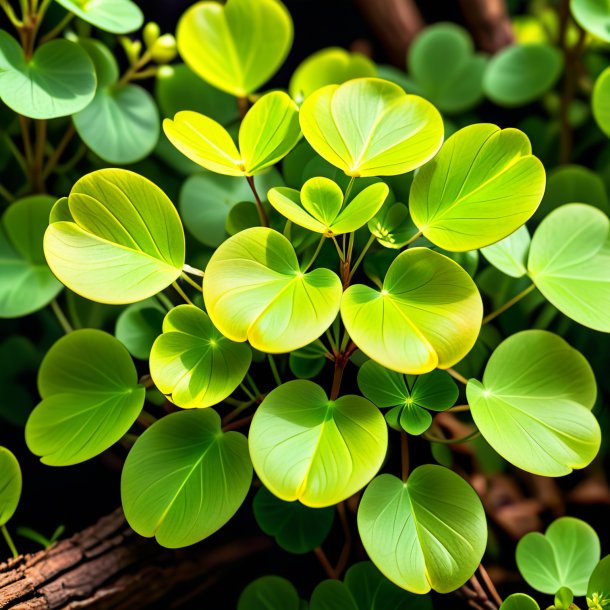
left=0, top=509, right=272, bottom=609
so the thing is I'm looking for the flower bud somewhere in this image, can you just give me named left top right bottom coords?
left=150, top=34, right=177, bottom=64
left=143, top=22, right=161, bottom=49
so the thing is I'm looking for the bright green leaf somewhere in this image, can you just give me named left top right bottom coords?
left=115, top=299, right=165, bottom=360
left=409, top=124, right=545, bottom=251
left=253, top=486, right=334, bottom=554
left=528, top=204, right=610, bottom=332
left=26, top=330, right=145, bottom=466
left=0, top=31, right=96, bottom=119
left=571, top=0, right=610, bottom=42
left=121, top=409, right=252, bottom=547
left=588, top=556, right=610, bottom=601
left=150, top=304, right=252, bottom=408
left=249, top=380, right=387, bottom=507
left=54, top=0, right=143, bottom=33
left=593, top=67, right=610, bottom=139
left=78, top=38, right=119, bottom=89
left=300, top=78, right=443, bottom=177
left=238, top=576, right=301, bottom=610
left=177, top=0, right=293, bottom=97
left=0, top=447, right=21, bottom=526
left=203, top=227, right=342, bottom=353
left=480, top=225, right=531, bottom=278
left=341, top=248, right=482, bottom=374
left=500, top=594, right=541, bottom=610
left=357, top=466, right=487, bottom=593
left=467, top=330, right=600, bottom=476
left=44, top=168, right=185, bottom=304
left=516, top=517, right=600, bottom=595
left=0, top=196, right=62, bottom=318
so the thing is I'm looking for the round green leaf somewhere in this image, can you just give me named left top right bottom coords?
left=249, top=380, right=387, bottom=507
left=115, top=299, right=165, bottom=360
left=480, top=225, right=531, bottom=278
left=150, top=304, right=252, bottom=409
left=593, top=67, right=610, bottom=138
left=54, top=0, right=143, bottom=33
left=203, top=227, right=342, bottom=353
left=409, top=124, right=545, bottom=251
left=268, top=178, right=388, bottom=235
left=0, top=447, right=21, bottom=526
left=44, top=168, right=185, bottom=304
left=177, top=0, right=293, bottom=97
left=571, top=0, right=610, bottom=42
left=368, top=202, right=418, bottom=249
left=311, top=581, right=358, bottom=610
left=341, top=248, right=482, bottom=374
left=121, top=409, right=252, bottom=548
left=26, top=329, right=145, bottom=466
left=238, top=576, right=300, bottom=610
left=407, top=23, right=487, bottom=114
left=527, top=204, right=610, bottom=332
left=500, top=594, right=540, bottom=610
left=357, top=466, right=487, bottom=594
left=289, top=47, right=377, bottom=101
left=467, top=330, right=600, bottom=476
left=74, top=84, right=160, bottom=164
left=78, top=38, right=119, bottom=89
left=300, top=78, right=443, bottom=177
left=483, top=43, right=563, bottom=107
left=0, top=196, right=62, bottom=318
left=253, top=487, right=334, bottom=554
left=0, top=32, right=96, bottom=119
left=588, top=556, right=610, bottom=601
left=516, top=517, right=600, bottom=595
left=289, top=341, right=327, bottom=379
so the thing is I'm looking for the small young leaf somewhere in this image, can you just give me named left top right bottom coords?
left=249, top=380, right=387, bottom=507
left=516, top=517, right=600, bottom=595
left=26, top=330, right=145, bottom=466
left=150, top=305, right=252, bottom=408
left=238, top=576, right=301, bottom=610
left=0, top=448, right=21, bottom=526
left=121, top=409, right=252, bottom=548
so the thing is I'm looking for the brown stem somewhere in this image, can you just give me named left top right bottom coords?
left=237, top=96, right=249, bottom=119
left=469, top=574, right=499, bottom=610
left=245, top=175, right=269, bottom=227
left=313, top=547, right=338, bottom=579
left=400, top=431, right=410, bottom=480
left=32, top=118, right=46, bottom=192
left=222, top=413, right=254, bottom=432
left=42, top=123, right=76, bottom=180
left=329, top=343, right=357, bottom=401
left=478, top=564, right=503, bottom=607
left=334, top=502, right=352, bottom=578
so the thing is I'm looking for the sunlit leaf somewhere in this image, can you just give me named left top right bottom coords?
left=528, top=204, right=610, bottom=332
left=55, top=0, right=142, bottom=33
left=480, top=225, right=531, bottom=278
left=177, top=0, right=293, bottom=96
left=570, top=0, right=610, bottom=43
left=341, top=248, right=482, bottom=374
left=249, top=380, right=387, bottom=507
left=516, top=517, right=600, bottom=595
left=357, top=466, right=486, bottom=593
left=121, top=409, right=252, bottom=547
left=44, top=169, right=185, bottom=304
left=203, top=227, right=342, bottom=353
left=467, top=330, right=600, bottom=476
left=300, top=78, right=443, bottom=177
left=0, top=447, right=21, bottom=526
left=409, top=124, right=545, bottom=251
left=150, top=305, right=251, bottom=408
left=26, top=330, right=145, bottom=466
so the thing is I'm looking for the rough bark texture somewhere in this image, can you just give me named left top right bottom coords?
left=0, top=510, right=271, bottom=610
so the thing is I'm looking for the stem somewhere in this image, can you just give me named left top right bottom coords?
left=222, top=413, right=253, bottom=432
left=0, top=0, right=23, bottom=27
left=330, top=235, right=345, bottom=261
left=482, top=283, right=536, bottom=325
left=448, top=404, right=471, bottom=413
left=0, top=182, right=14, bottom=203
left=400, top=431, right=409, bottom=480
left=245, top=175, right=268, bottom=227
left=301, top=234, right=326, bottom=272
left=469, top=574, right=499, bottom=610
left=38, top=5, right=72, bottom=43
left=267, top=354, right=282, bottom=387
left=403, top=230, right=423, bottom=247
left=478, top=564, right=503, bottom=607
left=118, top=50, right=153, bottom=85
left=181, top=273, right=202, bottom=291
left=237, top=96, right=249, bottom=119
left=155, top=292, right=174, bottom=311
left=4, top=133, right=28, bottom=176
left=334, top=502, right=352, bottom=577
left=325, top=329, right=338, bottom=354
left=1, top=525, right=18, bottom=559
left=349, top=234, right=375, bottom=281
left=246, top=373, right=260, bottom=397
left=137, top=410, right=157, bottom=428
left=222, top=399, right=255, bottom=426
left=182, top=263, right=205, bottom=277
left=42, top=123, right=75, bottom=179
left=172, top=281, right=194, bottom=306
left=329, top=356, right=346, bottom=400
left=313, top=547, right=338, bottom=579
left=50, top=299, right=73, bottom=333
left=343, top=176, right=355, bottom=204
left=423, top=429, right=480, bottom=444
left=32, top=118, right=46, bottom=192
left=18, top=115, right=34, bottom=176
left=239, top=382, right=256, bottom=402
left=447, top=367, right=469, bottom=385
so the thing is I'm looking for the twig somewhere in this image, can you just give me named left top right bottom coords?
left=478, top=564, right=503, bottom=607
left=400, top=431, right=410, bottom=480
left=447, top=367, right=469, bottom=385
left=482, top=283, right=536, bottom=325
left=313, top=547, right=338, bottom=579
left=334, top=502, right=352, bottom=578
left=245, top=175, right=269, bottom=227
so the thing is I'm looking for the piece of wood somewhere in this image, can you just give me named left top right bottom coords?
left=0, top=509, right=272, bottom=609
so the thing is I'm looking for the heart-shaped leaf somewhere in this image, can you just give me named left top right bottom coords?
left=121, top=409, right=252, bottom=548
left=164, top=91, right=300, bottom=176
left=150, top=305, right=252, bottom=409
left=0, top=31, right=96, bottom=119
left=253, top=487, right=335, bottom=554
left=55, top=0, right=143, bottom=33
left=516, top=517, right=600, bottom=595
left=571, top=0, right=610, bottom=42
left=341, top=248, right=482, bottom=374
left=249, top=380, right=387, bottom=507
left=0, top=196, right=63, bottom=318
left=483, top=43, right=563, bottom=107
left=480, top=225, right=531, bottom=278
left=44, top=169, right=185, bottom=304
left=177, top=0, right=293, bottom=96
left=115, top=299, right=165, bottom=360
left=588, top=556, right=610, bottom=604
left=300, top=78, right=443, bottom=177
left=26, top=330, right=145, bottom=466
left=409, top=124, right=545, bottom=251
left=527, top=204, right=610, bottom=332
left=289, top=47, right=377, bottom=101
left=358, top=361, right=458, bottom=435
left=238, top=576, right=301, bottom=610
left=357, top=466, right=487, bottom=593
left=467, top=330, right=600, bottom=476
left=0, top=447, right=21, bottom=526
left=500, top=594, right=540, bottom=610
left=203, top=227, right=342, bottom=353
left=268, top=177, right=388, bottom=235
